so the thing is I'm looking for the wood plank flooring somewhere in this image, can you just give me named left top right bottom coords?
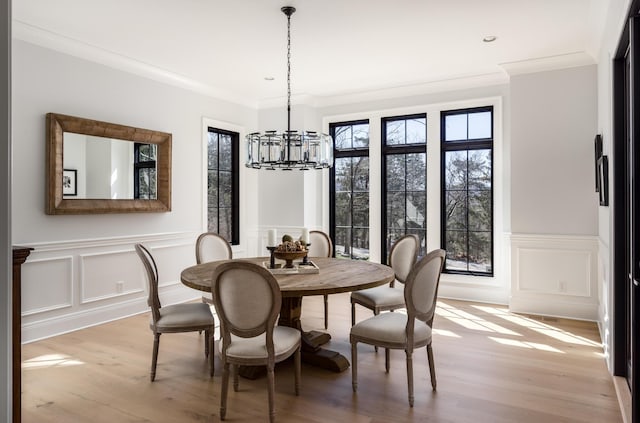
left=21, top=294, right=622, bottom=422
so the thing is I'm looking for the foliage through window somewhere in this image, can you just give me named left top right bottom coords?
left=134, top=143, right=157, bottom=199
left=330, top=120, right=370, bottom=260
left=382, top=114, right=427, bottom=262
left=207, top=127, right=239, bottom=245
left=441, top=107, right=493, bottom=275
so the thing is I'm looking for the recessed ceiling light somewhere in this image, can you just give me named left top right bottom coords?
left=264, top=76, right=275, bottom=81
left=483, top=35, right=497, bottom=43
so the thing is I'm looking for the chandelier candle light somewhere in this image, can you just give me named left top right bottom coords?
left=245, top=6, right=334, bottom=170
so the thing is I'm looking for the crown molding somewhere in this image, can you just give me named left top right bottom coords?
left=499, top=51, right=596, bottom=76
left=12, top=20, right=258, bottom=108
left=309, top=72, right=510, bottom=108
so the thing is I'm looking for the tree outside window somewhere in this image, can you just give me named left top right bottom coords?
left=207, top=127, right=239, bottom=245
left=441, top=107, right=493, bottom=275
left=382, top=114, right=427, bottom=262
left=134, top=143, right=157, bottom=199
left=330, top=120, right=370, bottom=260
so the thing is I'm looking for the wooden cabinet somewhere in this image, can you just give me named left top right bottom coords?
left=12, top=247, right=32, bottom=423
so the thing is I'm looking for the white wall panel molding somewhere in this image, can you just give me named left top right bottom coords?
left=510, top=233, right=599, bottom=321
left=21, top=282, right=197, bottom=344
left=20, top=231, right=198, bottom=252
left=79, top=249, right=144, bottom=304
left=20, top=232, right=200, bottom=342
left=21, top=256, right=73, bottom=316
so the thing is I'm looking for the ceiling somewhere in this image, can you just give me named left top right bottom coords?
left=12, top=0, right=607, bottom=107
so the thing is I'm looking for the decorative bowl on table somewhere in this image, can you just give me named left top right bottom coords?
left=273, top=250, right=307, bottom=268
left=272, top=239, right=308, bottom=268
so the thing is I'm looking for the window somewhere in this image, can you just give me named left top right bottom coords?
left=207, top=127, right=239, bottom=245
left=134, top=143, right=157, bottom=199
left=382, top=114, right=427, bottom=262
left=441, top=107, right=493, bottom=275
left=330, top=120, right=370, bottom=260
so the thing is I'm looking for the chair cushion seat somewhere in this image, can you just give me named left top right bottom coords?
left=156, top=303, right=215, bottom=330
left=351, top=284, right=404, bottom=308
left=222, top=326, right=301, bottom=359
left=351, top=312, right=431, bottom=346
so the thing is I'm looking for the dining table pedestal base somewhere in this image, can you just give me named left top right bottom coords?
left=281, top=296, right=350, bottom=373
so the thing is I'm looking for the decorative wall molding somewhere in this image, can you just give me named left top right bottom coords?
left=22, top=282, right=196, bottom=344
left=510, top=233, right=599, bottom=321
left=20, top=232, right=201, bottom=343
left=21, top=256, right=73, bottom=316
left=500, top=51, right=596, bottom=76
left=12, top=21, right=255, bottom=108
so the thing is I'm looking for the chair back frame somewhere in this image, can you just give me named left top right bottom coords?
left=135, top=244, right=161, bottom=325
left=403, top=249, right=445, bottom=352
left=196, top=232, right=233, bottom=264
left=388, top=234, right=419, bottom=286
left=308, top=230, right=333, bottom=258
left=211, top=261, right=281, bottom=363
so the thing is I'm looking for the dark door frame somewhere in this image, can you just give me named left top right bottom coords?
left=613, top=1, right=640, bottom=419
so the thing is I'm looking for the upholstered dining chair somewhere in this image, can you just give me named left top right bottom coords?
left=211, top=261, right=301, bottom=423
left=195, top=232, right=233, bottom=306
left=308, top=230, right=333, bottom=329
left=350, top=234, right=419, bottom=325
left=350, top=248, right=446, bottom=407
left=134, top=244, right=215, bottom=381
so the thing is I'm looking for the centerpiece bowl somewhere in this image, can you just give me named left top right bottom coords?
left=273, top=250, right=308, bottom=268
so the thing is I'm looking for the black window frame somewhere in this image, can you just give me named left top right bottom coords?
left=133, top=142, right=157, bottom=199
left=207, top=126, right=240, bottom=246
left=440, top=106, right=494, bottom=276
left=381, top=113, right=428, bottom=263
left=329, top=119, right=370, bottom=259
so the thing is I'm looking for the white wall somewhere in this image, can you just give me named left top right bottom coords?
left=12, top=40, right=257, bottom=341
left=509, top=65, right=600, bottom=320
left=510, top=67, right=598, bottom=235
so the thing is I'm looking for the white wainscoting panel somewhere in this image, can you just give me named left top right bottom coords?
left=22, top=256, right=73, bottom=316
left=20, top=232, right=201, bottom=343
left=510, top=233, right=599, bottom=320
left=80, top=250, right=144, bottom=304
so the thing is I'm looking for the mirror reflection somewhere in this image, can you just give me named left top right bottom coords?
left=63, top=133, right=158, bottom=200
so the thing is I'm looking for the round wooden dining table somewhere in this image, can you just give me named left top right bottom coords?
left=180, top=256, right=394, bottom=373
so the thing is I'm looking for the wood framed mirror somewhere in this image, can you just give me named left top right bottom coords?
left=46, top=113, right=172, bottom=214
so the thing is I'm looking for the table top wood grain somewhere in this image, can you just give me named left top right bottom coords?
left=180, top=257, right=394, bottom=298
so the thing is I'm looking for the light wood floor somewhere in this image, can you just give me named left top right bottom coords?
left=21, top=294, right=622, bottom=423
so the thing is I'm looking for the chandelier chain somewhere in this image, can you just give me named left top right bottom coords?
left=286, top=11, right=291, bottom=132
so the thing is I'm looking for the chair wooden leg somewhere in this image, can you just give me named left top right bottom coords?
left=220, top=362, right=230, bottom=420
left=374, top=310, right=379, bottom=353
left=406, top=350, right=414, bottom=407
left=351, top=342, right=358, bottom=392
left=323, top=294, right=329, bottom=329
left=385, top=348, right=390, bottom=373
left=233, top=364, right=239, bottom=392
left=267, top=364, right=276, bottom=423
left=427, top=343, right=437, bottom=390
left=294, top=347, right=301, bottom=396
left=204, top=329, right=210, bottom=357
left=208, top=330, right=215, bottom=377
left=150, top=333, right=160, bottom=382
left=351, top=302, right=356, bottom=326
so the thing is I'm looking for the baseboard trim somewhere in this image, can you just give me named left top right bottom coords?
left=613, top=376, right=631, bottom=423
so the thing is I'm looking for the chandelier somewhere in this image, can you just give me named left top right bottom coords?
left=245, top=6, right=334, bottom=171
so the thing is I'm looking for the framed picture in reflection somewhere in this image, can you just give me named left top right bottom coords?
left=63, top=169, right=77, bottom=196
